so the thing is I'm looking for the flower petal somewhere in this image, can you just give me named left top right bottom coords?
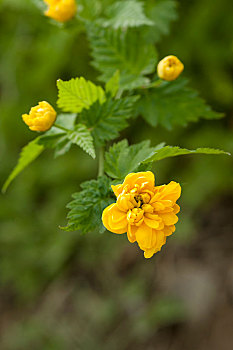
left=122, top=172, right=155, bottom=191
left=144, top=247, right=157, bottom=259
left=160, top=212, right=178, bottom=225
left=111, top=184, right=123, bottom=197
left=144, top=216, right=161, bottom=229
left=154, top=230, right=166, bottom=250
left=159, top=181, right=181, bottom=202
left=173, top=204, right=180, bottom=214
left=164, top=225, right=176, bottom=236
left=135, top=223, right=157, bottom=249
left=127, top=224, right=136, bottom=243
left=102, top=203, right=127, bottom=234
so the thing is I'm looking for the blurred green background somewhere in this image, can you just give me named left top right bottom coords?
left=0, top=0, right=232, bottom=349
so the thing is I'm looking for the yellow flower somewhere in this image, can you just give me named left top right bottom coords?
left=44, top=0, right=77, bottom=22
left=102, top=172, right=181, bottom=258
left=22, top=101, right=57, bottom=132
left=157, top=55, right=184, bottom=81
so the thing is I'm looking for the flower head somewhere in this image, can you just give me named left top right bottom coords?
left=44, top=0, right=77, bottom=22
left=157, top=55, right=184, bottom=81
left=102, top=172, right=181, bottom=258
left=22, top=101, right=57, bottom=132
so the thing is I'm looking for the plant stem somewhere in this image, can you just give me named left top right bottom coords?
left=53, top=123, right=70, bottom=132
left=98, top=147, right=104, bottom=177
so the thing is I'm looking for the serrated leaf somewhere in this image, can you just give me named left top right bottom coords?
left=67, top=124, right=96, bottom=159
left=136, top=78, right=224, bottom=129
left=143, top=145, right=230, bottom=163
left=104, top=139, right=155, bottom=179
left=39, top=114, right=76, bottom=158
left=144, top=0, right=178, bottom=43
left=78, top=95, right=138, bottom=145
left=87, top=24, right=157, bottom=90
left=62, top=176, right=115, bottom=234
left=102, top=0, right=154, bottom=29
left=2, top=138, right=44, bottom=193
left=105, top=70, right=120, bottom=97
left=57, top=77, right=106, bottom=113
left=39, top=115, right=95, bottom=158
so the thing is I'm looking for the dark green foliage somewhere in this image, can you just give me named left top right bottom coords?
left=87, top=24, right=157, bottom=90
left=143, top=145, right=230, bottom=163
left=102, top=0, right=154, bottom=29
left=39, top=114, right=76, bottom=158
left=78, top=96, right=139, bottom=145
left=39, top=115, right=95, bottom=158
left=144, top=0, right=178, bottom=43
left=136, top=78, right=223, bottom=129
left=57, top=77, right=106, bottom=113
left=2, top=138, right=44, bottom=193
left=105, top=70, right=120, bottom=97
left=63, top=176, right=115, bottom=234
left=68, top=124, right=96, bottom=159
left=104, top=139, right=155, bottom=179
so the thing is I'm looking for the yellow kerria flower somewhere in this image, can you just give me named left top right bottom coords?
left=22, top=101, right=57, bottom=132
left=157, top=55, right=184, bottom=81
left=102, top=172, right=181, bottom=258
left=44, top=0, right=77, bottom=22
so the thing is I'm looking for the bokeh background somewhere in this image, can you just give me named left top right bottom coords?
left=0, top=0, right=233, bottom=349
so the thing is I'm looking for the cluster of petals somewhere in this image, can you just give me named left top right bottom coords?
left=157, top=55, right=184, bottom=81
left=102, top=172, right=181, bottom=258
left=22, top=101, right=57, bottom=132
left=44, top=0, right=77, bottom=23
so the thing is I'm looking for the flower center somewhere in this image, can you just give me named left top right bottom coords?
left=127, top=208, right=144, bottom=226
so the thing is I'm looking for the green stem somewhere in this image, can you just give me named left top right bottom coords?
left=98, top=147, right=104, bottom=177
left=53, top=123, right=70, bottom=132
left=146, top=79, right=163, bottom=89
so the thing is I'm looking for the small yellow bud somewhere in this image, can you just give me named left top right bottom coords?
left=22, top=101, right=57, bottom=132
left=157, top=55, right=184, bottom=81
left=44, top=0, right=77, bottom=23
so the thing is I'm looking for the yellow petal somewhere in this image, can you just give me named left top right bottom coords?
left=117, top=193, right=134, bottom=212
left=144, top=247, right=157, bottom=259
left=102, top=203, right=127, bottom=234
left=111, top=184, right=123, bottom=197
left=160, top=212, right=178, bottom=225
left=144, top=216, right=161, bottom=229
left=159, top=181, right=181, bottom=203
left=164, top=225, right=176, bottom=236
left=173, top=204, right=180, bottom=214
left=127, top=224, right=136, bottom=243
left=135, top=223, right=157, bottom=249
left=154, top=231, right=166, bottom=250
left=122, top=172, right=155, bottom=191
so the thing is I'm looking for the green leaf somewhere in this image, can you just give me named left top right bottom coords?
left=78, top=96, right=139, bottom=145
left=57, top=77, right=106, bottom=113
left=104, top=139, right=155, bottom=179
left=62, top=176, right=115, bottom=234
left=67, top=124, right=96, bottom=159
left=144, top=0, right=178, bottom=43
left=136, top=78, right=224, bottom=129
left=102, top=0, right=154, bottom=29
left=143, top=145, right=230, bottom=163
left=39, top=115, right=95, bottom=158
left=87, top=24, right=157, bottom=90
left=39, top=114, right=76, bottom=158
left=105, top=70, right=120, bottom=97
left=2, top=138, right=44, bottom=193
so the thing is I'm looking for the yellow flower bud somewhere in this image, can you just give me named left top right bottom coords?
left=44, top=0, right=77, bottom=23
left=157, top=55, right=184, bottom=81
left=22, top=101, right=57, bottom=132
